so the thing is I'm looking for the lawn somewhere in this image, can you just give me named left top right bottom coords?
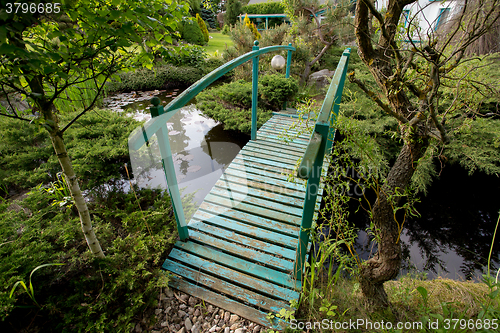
left=204, top=32, right=234, bottom=56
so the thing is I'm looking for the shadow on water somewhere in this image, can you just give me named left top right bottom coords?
left=106, top=89, right=250, bottom=221
left=319, top=163, right=500, bottom=281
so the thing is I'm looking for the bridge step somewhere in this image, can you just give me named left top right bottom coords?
left=162, top=113, right=327, bottom=329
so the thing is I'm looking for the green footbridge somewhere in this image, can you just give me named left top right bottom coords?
left=128, top=43, right=350, bottom=329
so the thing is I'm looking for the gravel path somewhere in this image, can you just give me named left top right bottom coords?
left=139, top=288, right=268, bottom=333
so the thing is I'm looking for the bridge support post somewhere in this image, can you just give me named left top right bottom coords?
left=150, top=97, right=189, bottom=241
left=251, top=41, right=259, bottom=141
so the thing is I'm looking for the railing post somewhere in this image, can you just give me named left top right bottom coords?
left=251, top=40, right=259, bottom=141
left=326, top=49, right=350, bottom=154
left=285, top=43, right=292, bottom=79
left=150, top=97, right=189, bottom=241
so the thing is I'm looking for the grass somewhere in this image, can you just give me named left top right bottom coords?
left=203, top=32, right=234, bottom=57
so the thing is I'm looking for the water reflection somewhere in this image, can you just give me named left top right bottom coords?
left=349, top=165, right=500, bottom=280
left=118, top=90, right=249, bottom=222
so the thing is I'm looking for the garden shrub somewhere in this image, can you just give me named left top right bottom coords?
left=201, top=8, right=216, bottom=29
left=0, top=186, right=177, bottom=331
left=259, top=74, right=298, bottom=110
left=196, top=13, right=210, bottom=43
left=106, top=65, right=203, bottom=92
left=162, top=44, right=207, bottom=69
left=180, top=19, right=206, bottom=46
left=0, top=110, right=139, bottom=195
left=196, top=74, right=298, bottom=133
left=242, top=2, right=286, bottom=29
left=243, top=14, right=261, bottom=40
left=221, top=24, right=230, bottom=35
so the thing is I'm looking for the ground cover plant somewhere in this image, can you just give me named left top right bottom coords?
left=202, top=32, right=234, bottom=57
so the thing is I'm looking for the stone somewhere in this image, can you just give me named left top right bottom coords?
left=134, top=323, right=142, bottom=333
left=165, top=288, right=174, bottom=297
left=202, top=322, right=211, bottom=331
left=207, top=305, right=214, bottom=313
left=188, top=296, right=197, bottom=306
left=224, top=312, right=230, bottom=322
left=191, top=323, right=200, bottom=333
left=179, top=304, right=188, bottom=310
left=308, top=69, right=335, bottom=89
left=159, top=293, right=168, bottom=301
left=230, top=323, right=239, bottom=330
left=188, top=307, right=195, bottom=315
left=252, top=326, right=260, bottom=333
left=209, top=325, right=217, bottom=332
left=224, top=327, right=230, bottom=333
left=180, top=294, right=189, bottom=302
left=155, top=309, right=162, bottom=316
left=178, top=310, right=187, bottom=318
left=235, top=329, right=245, bottom=333
left=177, top=328, right=186, bottom=333
left=194, top=308, right=201, bottom=317
left=165, top=306, right=172, bottom=314
left=229, top=315, right=239, bottom=326
left=184, top=318, right=193, bottom=331
left=160, top=322, right=168, bottom=327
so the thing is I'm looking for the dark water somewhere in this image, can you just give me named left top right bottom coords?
left=104, top=90, right=249, bottom=221
left=349, top=164, right=500, bottom=280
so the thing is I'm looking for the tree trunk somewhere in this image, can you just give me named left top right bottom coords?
left=360, top=139, right=427, bottom=307
left=30, top=76, right=105, bottom=258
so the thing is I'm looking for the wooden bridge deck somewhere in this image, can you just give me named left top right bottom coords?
left=162, top=112, right=328, bottom=329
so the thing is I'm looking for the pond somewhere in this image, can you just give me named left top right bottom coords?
left=105, top=89, right=499, bottom=281
left=103, top=89, right=249, bottom=221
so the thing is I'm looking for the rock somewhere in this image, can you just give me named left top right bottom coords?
left=178, top=310, right=187, bottom=318
left=224, top=311, right=230, bottom=322
left=191, top=323, right=200, bottom=333
left=165, top=288, right=174, bottom=297
left=165, top=306, right=172, bottom=314
left=160, top=322, right=168, bottom=327
left=151, top=331, right=161, bottom=333
left=181, top=294, right=189, bottom=302
left=215, top=315, right=220, bottom=320
left=177, top=328, right=186, bottom=333
left=134, top=323, right=142, bottom=333
left=235, top=329, right=245, bottom=333
left=218, top=319, right=225, bottom=327
left=308, top=69, right=335, bottom=89
left=207, top=305, right=214, bottom=313
left=252, top=326, right=260, bottom=333
left=155, top=309, right=162, bottom=316
left=192, top=316, right=197, bottom=323
left=188, top=296, right=197, bottom=306
left=230, top=323, right=239, bottom=330
left=185, top=318, right=193, bottom=331
left=194, top=308, right=201, bottom=317
left=179, top=304, right=188, bottom=310
left=229, top=315, right=239, bottom=326
left=202, top=322, right=211, bottom=331
left=188, top=307, right=195, bottom=315
left=209, top=325, right=218, bottom=332
left=224, top=327, right=230, bottom=333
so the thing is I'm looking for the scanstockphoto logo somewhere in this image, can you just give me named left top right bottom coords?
left=289, top=319, right=423, bottom=331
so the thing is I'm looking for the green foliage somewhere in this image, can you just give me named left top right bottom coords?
left=0, top=186, right=177, bottom=330
left=224, top=0, right=243, bottom=25
left=180, top=19, right=207, bottom=46
left=221, top=24, right=230, bottom=35
left=242, top=2, right=285, bottom=29
left=196, top=74, right=298, bottom=133
left=196, top=13, right=210, bottom=43
left=201, top=8, right=217, bottom=29
left=259, top=74, right=298, bottom=110
left=243, top=13, right=261, bottom=40
left=162, top=44, right=208, bottom=69
left=107, top=65, right=204, bottom=92
left=0, top=110, right=139, bottom=193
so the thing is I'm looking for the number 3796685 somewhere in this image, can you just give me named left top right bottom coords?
left=6, top=3, right=61, bottom=14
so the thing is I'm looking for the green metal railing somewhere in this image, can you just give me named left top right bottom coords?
left=128, top=42, right=295, bottom=241
left=294, top=48, right=351, bottom=280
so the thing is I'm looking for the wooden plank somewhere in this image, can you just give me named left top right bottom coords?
left=240, top=150, right=298, bottom=166
left=244, top=145, right=303, bottom=162
left=235, top=153, right=296, bottom=171
left=167, top=275, right=286, bottom=329
left=207, top=189, right=304, bottom=217
left=188, top=221, right=296, bottom=260
left=163, top=260, right=290, bottom=313
left=246, top=140, right=304, bottom=156
left=193, top=209, right=298, bottom=247
left=258, top=128, right=311, bottom=140
left=188, top=230, right=294, bottom=272
left=215, top=176, right=306, bottom=203
left=256, top=136, right=307, bottom=151
left=196, top=201, right=301, bottom=234
left=257, top=132, right=309, bottom=144
left=230, top=158, right=298, bottom=182
left=224, top=168, right=306, bottom=193
left=168, top=248, right=300, bottom=299
left=173, top=241, right=300, bottom=289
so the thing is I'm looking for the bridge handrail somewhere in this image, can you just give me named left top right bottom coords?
left=128, top=42, right=296, bottom=150
left=294, top=48, right=351, bottom=280
left=128, top=42, right=295, bottom=242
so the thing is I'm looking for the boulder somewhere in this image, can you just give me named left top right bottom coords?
left=308, top=69, right=335, bottom=89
